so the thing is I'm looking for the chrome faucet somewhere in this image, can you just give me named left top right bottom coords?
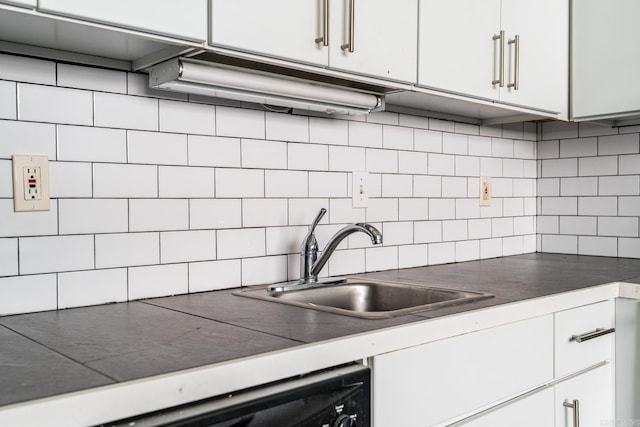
left=268, top=208, right=382, bottom=293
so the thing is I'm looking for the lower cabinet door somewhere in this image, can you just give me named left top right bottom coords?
left=463, top=388, right=555, bottom=427
left=555, top=363, right=613, bottom=427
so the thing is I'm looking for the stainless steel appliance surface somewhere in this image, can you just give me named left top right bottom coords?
left=106, top=363, right=370, bottom=427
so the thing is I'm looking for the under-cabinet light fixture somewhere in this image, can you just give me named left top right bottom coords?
left=149, top=57, right=383, bottom=115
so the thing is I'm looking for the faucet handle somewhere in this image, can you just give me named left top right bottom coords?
left=310, top=208, right=326, bottom=233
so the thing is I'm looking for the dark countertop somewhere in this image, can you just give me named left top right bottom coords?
left=1, top=253, right=640, bottom=410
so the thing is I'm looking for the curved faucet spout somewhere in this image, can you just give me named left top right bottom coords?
left=310, top=223, right=383, bottom=279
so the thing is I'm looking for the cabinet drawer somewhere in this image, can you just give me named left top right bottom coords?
left=554, top=300, right=614, bottom=378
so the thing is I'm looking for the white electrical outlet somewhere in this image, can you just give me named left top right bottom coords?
left=480, top=176, right=491, bottom=207
left=352, top=171, right=369, bottom=208
left=12, top=155, right=50, bottom=212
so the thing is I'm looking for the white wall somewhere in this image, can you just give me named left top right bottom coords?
left=0, top=53, right=539, bottom=315
left=537, top=121, right=640, bottom=257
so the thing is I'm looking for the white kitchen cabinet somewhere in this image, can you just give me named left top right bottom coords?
left=209, top=0, right=417, bottom=83
left=572, top=0, right=640, bottom=122
left=418, top=0, right=568, bottom=117
left=615, top=298, right=640, bottom=423
left=372, top=315, right=553, bottom=426
left=555, top=364, right=614, bottom=427
left=37, top=0, right=208, bottom=42
left=462, top=388, right=555, bottom=427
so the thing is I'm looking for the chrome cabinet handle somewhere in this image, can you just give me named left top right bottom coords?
left=507, top=35, right=520, bottom=90
left=341, top=0, right=355, bottom=52
left=492, top=30, right=504, bottom=87
left=315, top=0, right=329, bottom=46
left=570, top=327, right=615, bottom=343
left=563, top=399, right=580, bottom=427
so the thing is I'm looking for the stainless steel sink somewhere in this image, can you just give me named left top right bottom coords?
left=233, top=278, right=493, bottom=319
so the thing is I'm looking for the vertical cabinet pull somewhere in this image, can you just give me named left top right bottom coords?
left=507, top=35, right=520, bottom=90
left=492, top=30, right=505, bottom=87
left=315, top=0, right=329, bottom=46
left=563, top=399, right=580, bottom=427
left=341, top=0, right=355, bottom=52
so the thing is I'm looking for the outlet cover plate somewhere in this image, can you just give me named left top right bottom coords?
left=12, top=155, right=50, bottom=212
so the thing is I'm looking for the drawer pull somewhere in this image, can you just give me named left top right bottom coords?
left=563, top=399, right=580, bottom=427
left=570, top=327, right=615, bottom=343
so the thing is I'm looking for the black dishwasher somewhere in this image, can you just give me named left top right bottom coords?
left=106, top=363, right=370, bottom=427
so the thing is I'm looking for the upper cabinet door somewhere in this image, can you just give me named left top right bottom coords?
left=418, top=0, right=501, bottom=100
left=328, top=0, right=418, bottom=83
left=37, top=0, right=208, bottom=42
left=210, top=0, right=329, bottom=66
left=499, top=0, right=568, bottom=115
left=572, top=0, right=640, bottom=120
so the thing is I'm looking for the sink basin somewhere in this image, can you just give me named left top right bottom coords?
left=233, top=278, right=493, bottom=319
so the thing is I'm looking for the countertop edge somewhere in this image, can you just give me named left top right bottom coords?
left=1, top=281, right=635, bottom=426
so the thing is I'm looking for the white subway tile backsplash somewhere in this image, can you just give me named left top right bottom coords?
left=578, top=156, right=617, bottom=177
left=454, top=123, right=479, bottom=136
left=129, top=263, right=188, bottom=300
left=216, top=106, right=264, bottom=138
left=159, top=166, right=215, bottom=198
left=456, top=240, right=480, bottom=262
left=468, top=218, right=492, bottom=239
left=468, top=135, right=492, bottom=157
left=537, top=216, right=559, bottom=234
left=598, top=217, right=638, bottom=237
left=599, top=176, right=639, bottom=196
left=492, top=217, right=514, bottom=237
left=429, top=199, right=455, bottom=220
left=502, top=236, right=524, bottom=256
left=160, top=230, right=216, bottom=263
left=57, top=125, right=127, bottom=163
left=382, top=222, right=413, bottom=245
left=217, top=228, right=265, bottom=259
left=128, top=130, right=187, bottom=165
left=94, top=92, right=158, bottom=131
left=189, top=259, right=241, bottom=292
left=59, top=199, right=128, bottom=235
left=58, top=268, right=127, bottom=309
left=310, top=117, right=348, bottom=146
left=288, top=143, right=328, bottom=171
left=0, top=54, right=55, bottom=85
left=579, top=236, right=617, bottom=257
left=399, top=114, right=429, bottom=130
left=541, top=122, right=578, bottom=141
left=325, top=249, right=363, bottom=276
left=455, top=155, right=480, bottom=177
left=329, top=146, right=365, bottom=172
left=480, top=238, right=503, bottom=259
left=399, top=151, right=428, bottom=174
left=95, top=232, right=159, bottom=268
left=241, top=138, right=287, bottom=169
left=542, top=234, right=577, bottom=254
left=541, top=158, right=578, bottom=177
left=503, top=159, right=525, bottom=178
left=366, top=246, right=398, bottom=271
left=514, top=216, right=535, bottom=235
left=50, top=161, right=93, bottom=198
left=415, top=221, right=442, bottom=244
left=492, top=138, right=514, bottom=158
left=399, top=198, right=429, bottom=221
left=413, top=175, right=441, bottom=197
left=598, top=134, right=639, bottom=155
left=578, top=197, right=618, bottom=216
left=513, top=179, right=535, bottom=197
left=216, top=168, right=264, bottom=198
left=366, top=198, right=398, bottom=222
left=57, top=64, right=126, bottom=93
left=514, top=140, right=536, bottom=160
left=620, top=154, right=640, bottom=175
left=480, top=198, right=503, bottom=218
left=619, top=197, right=640, bottom=216
left=414, top=129, right=442, bottom=153
left=19, top=235, right=94, bottom=274
left=480, top=125, right=502, bottom=138
left=367, top=148, right=397, bottom=173
left=619, top=238, right=640, bottom=258
left=537, top=140, right=560, bottom=160
left=188, top=135, right=241, bottom=167
left=503, top=198, right=524, bottom=217
left=242, top=255, right=288, bottom=286
left=243, top=199, right=288, bottom=227
left=442, top=220, right=467, bottom=242
left=441, top=177, right=467, bottom=198
left=398, top=244, right=428, bottom=269
left=480, top=157, right=503, bottom=177
left=428, top=241, right=455, bottom=265
left=93, top=163, right=157, bottom=198
left=560, top=138, right=597, bottom=158
left=382, top=174, right=413, bottom=197
left=289, top=199, right=329, bottom=226
left=0, top=238, right=18, bottom=277
left=0, top=81, right=16, bottom=120
left=0, top=274, right=57, bottom=316
left=538, top=178, right=560, bottom=197
left=578, top=123, right=617, bottom=138
left=159, top=99, right=215, bottom=135
left=492, top=178, right=513, bottom=197
left=383, top=125, right=414, bottom=150
left=266, top=112, right=309, bottom=143
left=560, top=216, right=596, bottom=236
left=349, top=121, right=382, bottom=148
left=0, top=120, right=56, bottom=159
left=429, top=118, right=455, bottom=132
left=368, top=112, right=398, bottom=125
left=265, top=170, right=308, bottom=198
left=428, top=153, right=455, bottom=176
left=0, top=199, right=58, bottom=237
left=442, top=133, right=468, bottom=155
left=307, top=172, right=346, bottom=198
left=541, top=197, right=577, bottom=215
left=266, top=226, right=307, bottom=255
left=190, top=199, right=241, bottom=230
left=560, top=177, right=598, bottom=196
left=130, top=199, right=189, bottom=232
